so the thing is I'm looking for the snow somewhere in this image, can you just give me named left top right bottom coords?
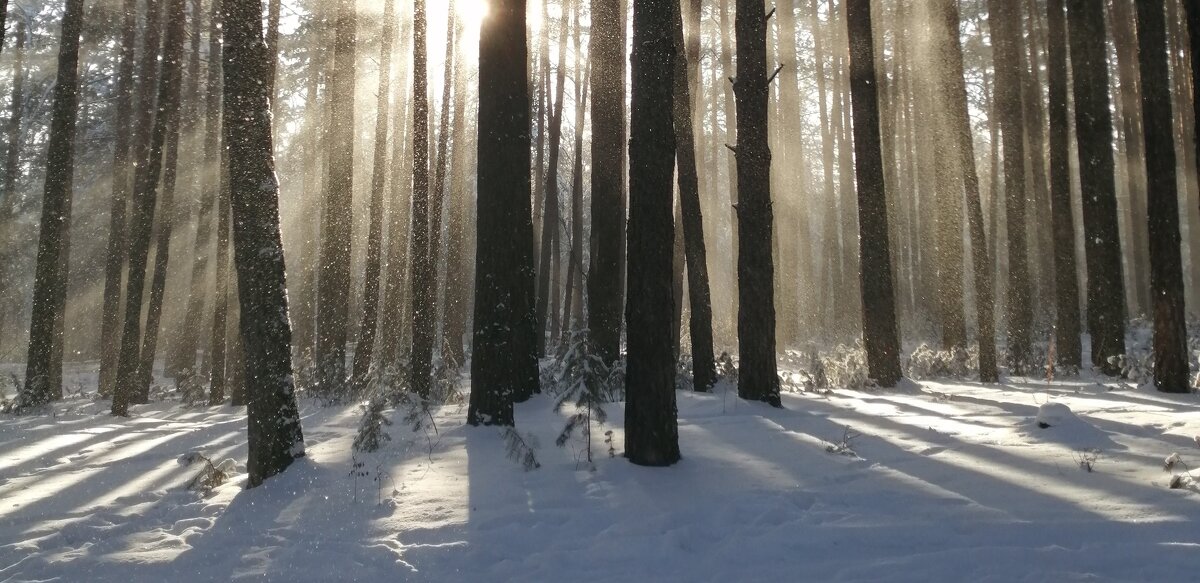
left=2, top=364, right=1199, bottom=582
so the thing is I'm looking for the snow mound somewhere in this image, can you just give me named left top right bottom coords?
left=1036, top=402, right=1077, bottom=428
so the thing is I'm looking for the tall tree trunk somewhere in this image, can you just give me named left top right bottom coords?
left=221, top=0, right=305, bottom=485
left=315, top=0, right=357, bottom=394
left=625, top=0, right=681, bottom=467
left=469, top=0, right=539, bottom=425
left=671, top=0, right=715, bottom=391
left=1136, top=0, right=1189, bottom=392
left=171, top=0, right=223, bottom=381
left=535, top=0, right=570, bottom=356
left=379, top=18, right=414, bottom=368
left=20, top=0, right=85, bottom=407
left=1189, top=0, right=1200, bottom=229
left=1065, top=0, right=1127, bottom=375
left=208, top=149, right=232, bottom=404
left=932, top=0, right=998, bottom=381
left=351, top=0, right=397, bottom=385
left=811, top=0, right=837, bottom=337
left=721, top=0, right=739, bottom=326
left=409, top=0, right=434, bottom=397
left=587, top=0, right=626, bottom=365
left=559, top=16, right=589, bottom=349
left=1110, top=0, right=1151, bottom=318
left=96, top=0, right=141, bottom=397
left=734, top=0, right=780, bottom=406
left=1044, top=0, right=1083, bottom=370
left=112, top=0, right=186, bottom=414
left=428, top=2, right=458, bottom=364
left=443, top=30, right=473, bottom=368
left=847, top=0, right=902, bottom=387
left=989, top=0, right=1035, bottom=375
left=0, top=17, right=26, bottom=348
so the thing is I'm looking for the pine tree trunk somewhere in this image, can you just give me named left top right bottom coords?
left=988, top=0, right=1035, bottom=375
left=221, top=0, right=305, bottom=484
left=379, top=18, right=414, bottom=368
left=20, top=0, right=85, bottom=407
left=721, top=0, right=739, bottom=327
left=559, top=18, right=588, bottom=349
left=315, top=0, right=357, bottom=394
left=442, top=38, right=473, bottom=368
left=208, top=150, right=232, bottom=404
left=469, top=0, right=540, bottom=425
left=0, top=18, right=26, bottom=349
left=1110, top=0, right=1151, bottom=318
left=409, top=0, right=434, bottom=397
left=734, top=0, right=780, bottom=405
left=1189, top=0, right=1200, bottom=229
left=535, top=0, right=570, bottom=356
left=428, top=3, right=459, bottom=365
left=670, top=0, right=715, bottom=392
left=96, top=0, right=140, bottom=397
left=113, top=0, right=186, bottom=414
left=351, top=0, right=396, bottom=385
left=846, top=0, right=902, bottom=387
left=1044, top=0, right=1082, bottom=370
left=625, top=0, right=681, bottom=467
left=1136, top=0, right=1189, bottom=392
left=170, top=0, right=223, bottom=381
left=587, top=0, right=625, bottom=365
left=1065, top=0, right=1127, bottom=375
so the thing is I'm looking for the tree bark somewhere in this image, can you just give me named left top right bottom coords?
left=671, top=0, right=715, bottom=391
left=1065, top=0, right=1127, bottom=375
left=1136, top=0, right=1189, bottom=392
left=1044, top=0, right=1082, bottom=370
left=535, top=0, right=570, bottom=356
left=988, top=0, right=1035, bottom=375
left=113, top=0, right=186, bottom=414
left=351, top=0, right=397, bottom=385
left=222, top=0, right=306, bottom=484
left=0, top=17, right=26, bottom=348
left=427, top=1, right=458, bottom=367
left=20, top=0, right=85, bottom=407
left=379, top=18, right=414, bottom=368
left=315, top=0, right=357, bottom=394
left=208, top=149, right=232, bottom=404
left=625, top=0, right=681, bottom=466
left=587, top=0, right=626, bottom=365
left=469, top=0, right=540, bottom=425
left=409, top=0, right=434, bottom=397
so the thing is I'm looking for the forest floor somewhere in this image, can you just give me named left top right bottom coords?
left=1, top=360, right=1199, bottom=582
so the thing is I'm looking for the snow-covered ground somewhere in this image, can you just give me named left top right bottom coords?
left=1, top=363, right=1198, bottom=582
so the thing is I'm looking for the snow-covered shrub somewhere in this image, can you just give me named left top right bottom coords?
left=905, top=344, right=975, bottom=380
left=0, top=373, right=19, bottom=412
left=716, top=351, right=738, bottom=386
left=353, top=394, right=393, bottom=454
left=674, top=353, right=694, bottom=392
left=178, top=373, right=208, bottom=406
left=1107, top=352, right=1152, bottom=386
left=547, top=331, right=624, bottom=403
left=821, top=342, right=871, bottom=390
left=179, top=452, right=236, bottom=496
left=1035, top=401, right=1076, bottom=428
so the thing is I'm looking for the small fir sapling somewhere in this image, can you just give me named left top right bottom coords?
left=353, top=394, right=393, bottom=454
left=502, top=427, right=541, bottom=471
left=552, top=331, right=613, bottom=464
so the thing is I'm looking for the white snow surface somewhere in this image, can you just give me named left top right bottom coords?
left=1, top=365, right=1199, bottom=582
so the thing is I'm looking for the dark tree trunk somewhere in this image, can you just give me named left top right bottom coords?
left=988, top=0, right=1035, bottom=375
left=351, top=0, right=396, bottom=385
left=625, top=0, right=681, bottom=467
left=535, top=0, right=570, bottom=356
left=931, top=0, right=998, bottom=382
left=0, top=17, right=26, bottom=344
left=409, top=0, right=434, bottom=397
left=1065, top=0, right=1127, bottom=375
left=171, top=0, right=223, bottom=381
left=379, top=19, right=414, bottom=368
left=469, top=0, right=539, bottom=425
left=112, top=0, right=186, bottom=415
left=1136, top=0, right=1189, bottom=392
left=96, top=0, right=142, bottom=397
left=427, top=2, right=458, bottom=366
left=221, top=0, right=305, bottom=485
left=846, top=0, right=902, bottom=387
left=208, top=150, right=232, bottom=404
left=1045, top=0, right=1083, bottom=370
left=1188, top=0, right=1200, bottom=227
left=587, top=0, right=626, bottom=365
left=734, top=0, right=780, bottom=405
left=315, top=0, right=357, bottom=394
left=20, top=0, right=85, bottom=407
left=670, top=0, right=715, bottom=392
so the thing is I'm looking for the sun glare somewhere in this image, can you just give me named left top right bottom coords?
left=458, top=0, right=490, bottom=26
